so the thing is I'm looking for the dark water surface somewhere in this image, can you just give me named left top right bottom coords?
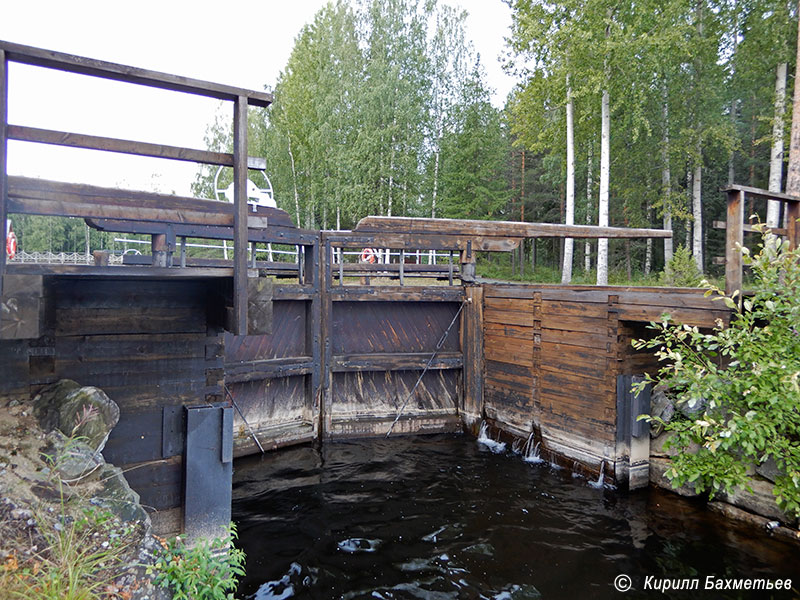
left=232, top=434, right=799, bottom=599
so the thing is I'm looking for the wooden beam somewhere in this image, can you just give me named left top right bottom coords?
left=6, top=263, right=236, bottom=277
left=722, top=184, right=800, bottom=204
left=712, top=219, right=787, bottom=236
left=232, top=96, right=249, bottom=335
left=8, top=125, right=267, bottom=169
left=330, top=352, right=463, bottom=372
left=0, top=40, right=272, bottom=107
left=355, top=216, right=672, bottom=239
left=328, top=286, right=464, bottom=302
left=725, top=189, right=744, bottom=298
left=0, top=51, right=7, bottom=298
left=8, top=176, right=296, bottom=231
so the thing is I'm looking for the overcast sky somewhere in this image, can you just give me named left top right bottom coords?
left=0, top=0, right=515, bottom=196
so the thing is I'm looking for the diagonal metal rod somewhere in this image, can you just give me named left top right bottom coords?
left=224, top=383, right=265, bottom=454
left=386, top=300, right=466, bottom=438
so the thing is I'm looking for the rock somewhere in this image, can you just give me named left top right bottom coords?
left=718, top=478, right=789, bottom=522
left=33, top=379, right=81, bottom=431
left=677, top=395, right=707, bottom=418
left=649, top=457, right=700, bottom=497
left=755, top=456, right=781, bottom=484
left=94, top=463, right=151, bottom=530
left=650, top=432, right=699, bottom=458
left=33, top=380, right=119, bottom=453
left=649, top=386, right=676, bottom=437
left=44, top=429, right=104, bottom=482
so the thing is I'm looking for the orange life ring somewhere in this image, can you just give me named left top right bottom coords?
left=360, top=248, right=376, bottom=264
left=6, top=231, right=16, bottom=260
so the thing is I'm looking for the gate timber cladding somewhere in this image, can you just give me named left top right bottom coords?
left=482, top=285, right=620, bottom=468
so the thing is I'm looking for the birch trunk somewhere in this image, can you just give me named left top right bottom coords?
left=685, top=169, right=692, bottom=251
left=645, top=202, right=653, bottom=276
left=585, top=146, right=593, bottom=272
left=787, top=10, right=800, bottom=200
left=562, top=77, right=575, bottom=284
left=287, top=135, right=301, bottom=227
left=692, top=154, right=703, bottom=271
left=597, top=87, right=610, bottom=285
left=431, top=148, right=440, bottom=218
left=662, top=82, right=673, bottom=264
left=767, top=62, right=788, bottom=227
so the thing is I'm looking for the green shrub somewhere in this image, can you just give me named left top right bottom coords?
left=148, top=523, right=246, bottom=600
left=635, top=227, right=800, bottom=518
left=659, top=245, right=703, bottom=287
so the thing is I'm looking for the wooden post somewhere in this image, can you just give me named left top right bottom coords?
left=786, top=198, right=800, bottom=251
left=725, top=189, right=744, bottom=298
left=0, top=51, right=8, bottom=299
left=232, top=96, right=249, bottom=335
left=461, top=285, right=483, bottom=431
left=151, top=233, right=168, bottom=267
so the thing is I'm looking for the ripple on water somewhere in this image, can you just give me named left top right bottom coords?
left=233, top=434, right=800, bottom=600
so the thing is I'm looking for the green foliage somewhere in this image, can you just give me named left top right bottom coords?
left=148, top=523, right=246, bottom=600
left=634, top=228, right=800, bottom=518
left=659, top=245, right=704, bottom=287
left=438, top=59, right=510, bottom=220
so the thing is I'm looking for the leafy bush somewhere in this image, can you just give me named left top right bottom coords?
left=634, top=227, right=800, bottom=518
left=148, top=523, right=246, bottom=600
left=659, top=245, right=703, bottom=287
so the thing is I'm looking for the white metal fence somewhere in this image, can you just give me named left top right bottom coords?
left=9, top=251, right=124, bottom=265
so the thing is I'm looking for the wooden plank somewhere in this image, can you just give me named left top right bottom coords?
left=539, top=314, right=610, bottom=335
left=484, top=307, right=534, bottom=327
left=722, top=184, right=800, bottom=203
left=331, top=301, right=461, bottom=354
left=712, top=218, right=786, bottom=235
left=329, top=286, right=464, bottom=302
left=52, top=278, right=208, bottom=308
left=356, top=216, right=673, bottom=239
left=225, top=300, right=307, bottom=361
left=540, top=327, right=612, bottom=350
left=0, top=50, right=7, bottom=298
left=616, top=303, right=729, bottom=327
left=484, top=338, right=533, bottom=367
left=330, top=351, right=462, bottom=372
left=541, top=300, right=609, bottom=319
left=55, top=307, right=206, bottom=335
left=7, top=263, right=235, bottom=278
left=8, top=176, right=295, bottom=230
left=725, top=189, right=744, bottom=298
left=0, top=40, right=272, bottom=107
left=224, top=357, right=314, bottom=383
left=7, top=125, right=267, bottom=169
left=484, top=321, right=534, bottom=341
left=232, top=96, right=249, bottom=335
left=120, top=457, right=183, bottom=511
left=56, top=333, right=206, bottom=362
left=539, top=357, right=608, bottom=381
left=330, top=369, right=459, bottom=416
left=461, top=285, right=484, bottom=422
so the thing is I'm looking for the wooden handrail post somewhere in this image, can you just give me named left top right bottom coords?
left=725, top=188, right=744, bottom=298
left=232, top=96, right=249, bottom=335
left=787, top=199, right=800, bottom=251
left=151, top=233, right=168, bottom=267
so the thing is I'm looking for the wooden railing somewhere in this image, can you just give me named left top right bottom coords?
left=722, top=185, right=800, bottom=297
left=0, top=40, right=274, bottom=334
